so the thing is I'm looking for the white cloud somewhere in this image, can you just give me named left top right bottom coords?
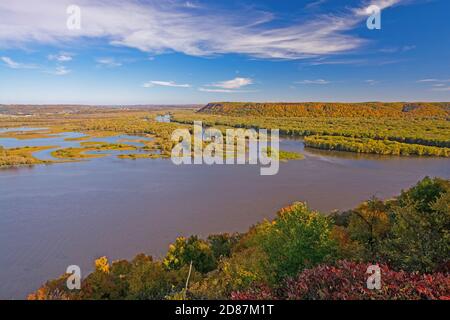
left=209, top=77, right=253, bottom=89
left=365, top=79, right=379, bottom=85
left=379, top=45, right=415, bottom=54
left=143, top=81, right=191, bottom=88
left=417, top=78, right=450, bottom=92
left=1, top=56, right=36, bottom=69
left=199, top=88, right=235, bottom=93
left=198, top=87, right=256, bottom=93
left=305, top=0, right=328, bottom=10
left=96, top=57, right=122, bottom=67
left=417, top=79, right=439, bottom=83
left=1, top=56, right=21, bottom=68
left=296, top=79, right=330, bottom=85
left=48, top=66, right=71, bottom=76
left=184, top=1, right=200, bottom=9
left=200, top=77, right=253, bottom=93
left=417, top=79, right=450, bottom=83
left=48, top=53, right=73, bottom=62
left=0, top=0, right=405, bottom=60
left=353, top=0, right=403, bottom=16
left=307, top=58, right=367, bottom=66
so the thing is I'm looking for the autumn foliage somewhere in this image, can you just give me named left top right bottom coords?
left=232, top=261, right=450, bottom=300
left=199, top=102, right=450, bottom=118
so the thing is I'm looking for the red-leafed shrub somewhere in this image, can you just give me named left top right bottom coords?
left=231, top=285, right=277, bottom=300
left=232, top=261, right=450, bottom=300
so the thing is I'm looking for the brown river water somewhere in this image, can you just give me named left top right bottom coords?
left=0, top=131, right=449, bottom=299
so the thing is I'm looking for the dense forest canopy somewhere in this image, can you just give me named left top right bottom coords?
left=199, top=102, right=450, bottom=118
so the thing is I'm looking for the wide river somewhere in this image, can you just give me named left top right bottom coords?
left=0, top=131, right=449, bottom=299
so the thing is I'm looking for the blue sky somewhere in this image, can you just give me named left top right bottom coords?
left=0, top=0, right=449, bottom=104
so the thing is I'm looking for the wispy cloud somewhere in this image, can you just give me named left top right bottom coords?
left=353, top=0, right=403, bottom=16
left=296, top=79, right=330, bottom=85
left=417, top=78, right=450, bottom=92
left=209, top=77, right=253, bottom=89
left=365, top=79, right=380, bottom=85
left=306, top=58, right=367, bottom=66
left=96, top=57, right=122, bottom=67
left=0, top=0, right=405, bottom=60
left=47, top=66, right=71, bottom=76
left=48, top=52, right=73, bottom=62
left=199, top=88, right=236, bottom=93
left=143, top=81, right=191, bottom=88
left=184, top=1, right=200, bottom=9
left=198, top=87, right=256, bottom=93
left=305, top=0, right=328, bottom=10
left=379, top=45, right=416, bottom=53
left=199, top=77, right=254, bottom=93
left=1, top=56, right=36, bottom=69
left=417, top=78, right=450, bottom=83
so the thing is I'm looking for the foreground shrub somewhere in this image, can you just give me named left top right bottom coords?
left=163, top=236, right=216, bottom=273
left=382, top=177, right=450, bottom=273
left=257, top=202, right=337, bottom=282
left=232, top=260, right=450, bottom=300
left=347, top=199, right=391, bottom=261
left=207, top=233, right=240, bottom=261
left=189, top=246, right=268, bottom=299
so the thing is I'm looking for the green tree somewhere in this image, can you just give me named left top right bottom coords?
left=258, top=202, right=337, bottom=282
left=163, top=236, right=216, bottom=273
left=397, top=176, right=450, bottom=212
left=207, top=233, right=239, bottom=261
left=383, top=178, right=450, bottom=273
left=347, top=198, right=391, bottom=261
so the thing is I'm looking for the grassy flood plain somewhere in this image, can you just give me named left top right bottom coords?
left=0, top=145, right=56, bottom=168
left=0, top=108, right=181, bottom=167
left=1, top=102, right=449, bottom=168
left=0, top=106, right=305, bottom=168
left=50, top=142, right=138, bottom=160
left=172, top=102, right=450, bottom=157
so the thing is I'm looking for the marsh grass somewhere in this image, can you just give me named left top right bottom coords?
left=0, top=146, right=56, bottom=168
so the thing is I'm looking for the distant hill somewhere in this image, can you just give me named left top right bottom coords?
left=198, top=102, right=450, bottom=118
left=0, top=104, right=201, bottom=116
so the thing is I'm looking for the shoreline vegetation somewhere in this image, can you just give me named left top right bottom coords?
left=29, top=176, right=450, bottom=300
left=50, top=142, right=138, bottom=160
left=0, top=145, right=55, bottom=168
left=173, top=102, right=450, bottom=157
left=304, top=135, right=450, bottom=157
left=0, top=102, right=449, bottom=164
